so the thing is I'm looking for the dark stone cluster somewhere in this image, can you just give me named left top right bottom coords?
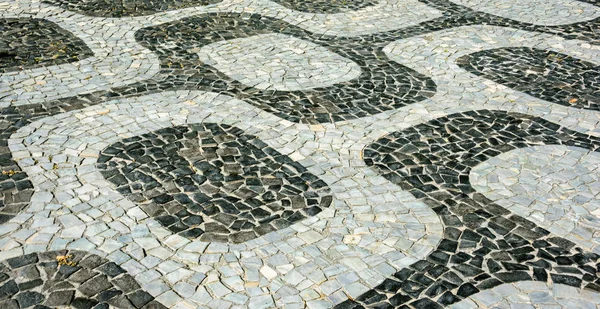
left=270, top=0, right=377, bottom=13
left=42, top=0, right=222, bottom=17
left=336, top=110, right=600, bottom=308
left=97, top=123, right=332, bottom=243
left=458, top=47, right=600, bottom=111
left=127, top=12, right=436, bottom=124
left=0, top=18, right=93, bottom=73
left=0, top=250, right=166, bottom=309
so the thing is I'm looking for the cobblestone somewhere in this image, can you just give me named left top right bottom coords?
left=1, top=0, right=600, bottom=308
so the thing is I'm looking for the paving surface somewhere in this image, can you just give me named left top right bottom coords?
left=0, top=0, right=599, bottom=308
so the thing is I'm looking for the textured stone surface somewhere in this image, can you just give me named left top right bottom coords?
left=450, top=282, right=600, bottom=308
left=471, top=146, right=600, bottom=253
left=449, top=0, right=600, bottom=25
left=0, top=251, right=165, bottom=309
left=458, top=47, right=600, bottom=111
left=42, top=0, right=222, bottom=17
left=1, top=0, right=600, bottom=308
left=0, top=18, right=92, bottom=73
left=97, top=123, right=332, bottom=243
left=196, top=33, right=362, bottom=91
left=130, top=12, right=436, bottom=124
left=337, top=110, right=600, bottom=308
left=270, top=0, right=377, bottom=13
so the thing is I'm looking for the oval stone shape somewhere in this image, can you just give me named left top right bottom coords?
left=197, top=33, right=362, bottom=91
left=97, top=123, right=332, bottom=244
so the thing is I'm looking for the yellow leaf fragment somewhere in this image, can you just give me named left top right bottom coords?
left=56, top=255, right=77, bottom=266
left=1, top=170, right=18, bottom=176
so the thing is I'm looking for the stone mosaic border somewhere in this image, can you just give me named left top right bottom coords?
left=2, top=0, right=595, bottom=305
left=1, top=19, right=593, bottom=303
left=470, top=145, right=600, bottom=254
left=0, top=108, right=49, bottom=225
left=412, top=0, right=600, bottom=45
left=19, top=0, right=600, bottom=118
left=448, top=0, right=600, bottom=26
left=4, top=91, right=444, bottom=308
left=2, top=0, right=442, bottom=106
left=451, top=281, right=600, bottom=308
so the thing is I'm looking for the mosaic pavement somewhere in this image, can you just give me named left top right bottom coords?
left=0, top=0, right=599, bottom=308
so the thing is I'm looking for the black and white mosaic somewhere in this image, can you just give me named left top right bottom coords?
left=23, top=0, right=599, bottom=119
left=3, top=0, right=600, bottom=308
left=0, top=18, right=92, bottom=73
left=126, top=12, right=436, bottom=124
left=97, top=123, right=332, bottom=243
left=270, top=0, right=378, bottom=13
left=42, top=0, right=223, bottom=17
left=336, top=110, right=600, bottom=308
left=24, top=0, right=600, bottom=120
left=457, top=48, right=600, bottom=111
left=376, top=0, right=600, bottom=45
left=0, top=250, right=165, bottom=309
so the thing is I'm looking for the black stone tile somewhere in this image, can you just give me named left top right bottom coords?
left=15, top=291, right=44, bottom=308
left=6, top=253, right=38, bottom=269
left=550, top=274, right=583, bottom=287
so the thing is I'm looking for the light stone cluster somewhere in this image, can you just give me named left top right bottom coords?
left=471, top=146, right=600, bottom=253
left=197, top=33, right=362, bottom=91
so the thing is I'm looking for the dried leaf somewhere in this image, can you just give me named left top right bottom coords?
left=56, top=255, right=77, bottom=266
left=1, top=170, right=18, bottom=176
